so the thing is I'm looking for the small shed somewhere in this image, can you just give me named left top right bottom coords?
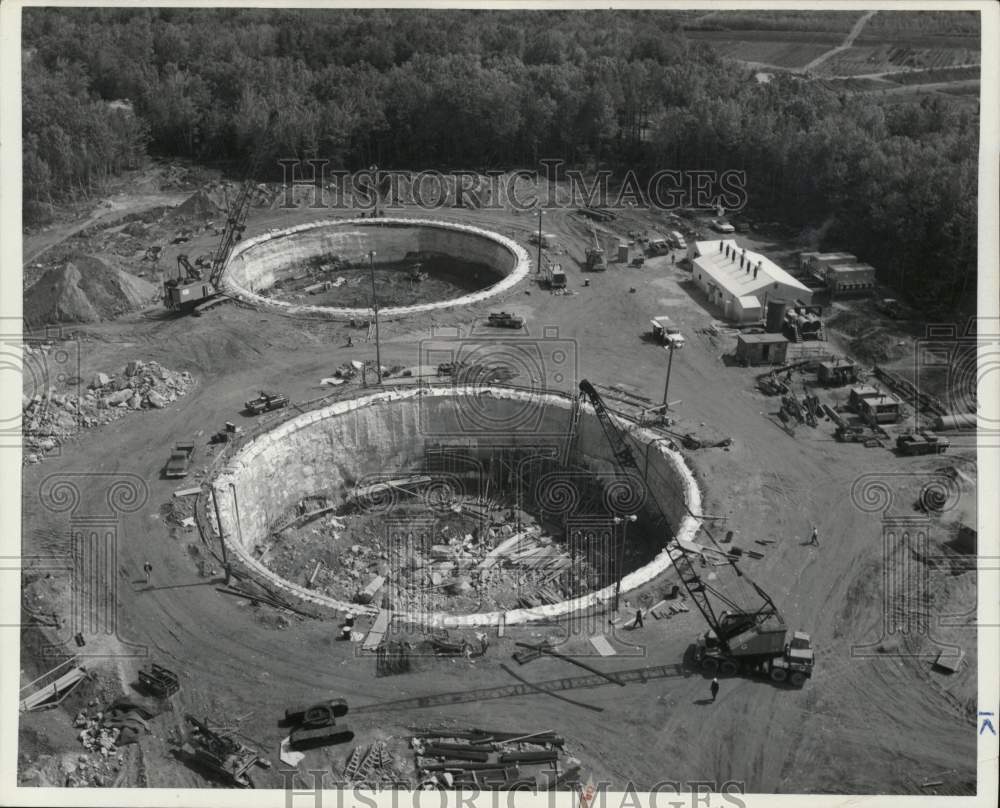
left=857, top=391, right=902, bottom=424
left=818, top=360, right=857, bottom=387
left=735, top=333, right=789, bottom=366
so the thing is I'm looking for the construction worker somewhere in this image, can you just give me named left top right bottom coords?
left=634, top=609, right=644, bottom=629
left=809, top=525, right=819, bottom=546
left=346, top=335, right=353, bottom=348
left=710, top=678, right=720, bottom=702
left=143, top=562, right=153, bottom=584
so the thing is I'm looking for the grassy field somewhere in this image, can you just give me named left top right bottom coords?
left=864, top=10, right=981, bottom=36
left=884, top=64, right=981, bottom=85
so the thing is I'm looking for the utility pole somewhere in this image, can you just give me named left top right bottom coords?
left=536, top=209, right=544, bottom=274
left=662, top=343, right=679, bottom=408
left=369, top=250, right=382, bottom=384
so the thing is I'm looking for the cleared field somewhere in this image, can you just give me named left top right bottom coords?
left=815, top=44, right=980, bottom=76
left=864, top=10, right=981, bottom=36
left=702, top=38, right=834, bottom=69
left=885, top=64, right=981, bottom=85
left=686, top=10, right=859, bottom=33
left=685, top=28, right=842, bottom=44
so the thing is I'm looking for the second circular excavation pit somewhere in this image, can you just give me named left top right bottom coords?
left=211, top=387, right=702, bottom=626
left=219, top=218, right=530, bottom=319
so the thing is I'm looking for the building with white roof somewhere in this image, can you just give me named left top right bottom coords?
left=687, top=240, right=812, bottom=323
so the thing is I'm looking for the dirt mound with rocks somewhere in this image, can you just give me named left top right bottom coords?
left=23, top=357, right=195, bottom=464
left=166, top=188, right=223, bottom=223
left=24, top=255, right=159, bottom=328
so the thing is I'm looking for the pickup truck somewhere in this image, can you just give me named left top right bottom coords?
left=164, top=442, right=196, bottom=478
left=244, top=390, right=289, bottom=415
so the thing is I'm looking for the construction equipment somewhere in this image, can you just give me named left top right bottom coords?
left=137, top=663, right=180, bottom=698
left=897, top=429, right=950, bottom=456
left=180, top=714, right=259, bottom=788
left=543, top=262, right=567, bottom=290
left=244, top=390, right=289, bottom=415
left=649, top=316, right=686, bottom=349
left=585, top=225, right=607, bottom=272
left=210, top=422, right=244, bottom=444
left=286, top=698, right=354, bottom=750
left=164, top=442, right=196, bottom=478
left=163, top=143, right=266, bottom=314
left=577, top=379, right=815, bottom=686
left=487, top=312, right=525, bottom=329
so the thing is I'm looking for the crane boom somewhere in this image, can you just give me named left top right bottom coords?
left=577, top=379, right=777, bottom=649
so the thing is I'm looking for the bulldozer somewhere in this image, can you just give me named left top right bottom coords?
left=180, top=714, right=260, bottom=788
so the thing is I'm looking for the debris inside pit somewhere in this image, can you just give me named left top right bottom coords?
left=258, top=477, right=655, bottom=614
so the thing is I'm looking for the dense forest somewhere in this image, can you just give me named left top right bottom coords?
left=22, top=8, right=979, bottom=313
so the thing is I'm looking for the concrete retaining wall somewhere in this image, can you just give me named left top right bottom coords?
left=211, top=387, right=702, bottom=626
left=219, top=218, right=531, bottom=320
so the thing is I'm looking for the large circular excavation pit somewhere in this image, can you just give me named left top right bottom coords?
left=210, top=387, right=702, bottom=626
left=219, top=218, right=531, bottom=319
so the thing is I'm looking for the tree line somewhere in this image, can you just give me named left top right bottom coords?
left=22, top=8, right=978, bottom=313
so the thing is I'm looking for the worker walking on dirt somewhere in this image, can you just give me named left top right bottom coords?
left=809, top=525, right=819, bottom=546
left=143, top=562, right=153, bottom=584
left=710, top=678, right=719, bottom=702
left=634, top=609, right=644, bottom=629
left=347, top=335, right=353, bottom=348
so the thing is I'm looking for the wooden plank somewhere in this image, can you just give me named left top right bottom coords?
left=588, top=635, right=616, bottom=657
left=362, top=575, right=385, bottom=598
left=362, top=609, right=391, bottom=651
left=172, top=486, right=202, bottom=498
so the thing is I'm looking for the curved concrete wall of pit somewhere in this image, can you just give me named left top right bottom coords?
left=218, top=218, right=532, bottom=320
left=210, top=387, right=703, bottom=627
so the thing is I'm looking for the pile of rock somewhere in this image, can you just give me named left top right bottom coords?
left=23, top=355, right=195, bottom=464
left=74, top=711, right=121, bottom=757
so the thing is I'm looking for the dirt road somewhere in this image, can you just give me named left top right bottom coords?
left=19, top=199, right=977, bottom=793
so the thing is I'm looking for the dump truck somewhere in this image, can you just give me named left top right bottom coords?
left=164, top=442, right=196, bottom=478
left=244, top=390, right=289, bottom=415
left=897, top=430, right=949, bottom=456
left=487, top=312, right=525, bottom=329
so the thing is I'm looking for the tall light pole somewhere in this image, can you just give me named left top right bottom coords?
left=612, top=514, right=637, bottom=611
left=536, top=209, right=544, bottom=274
left=368, top=250, right=382, bottom=384
left=369, top=164, right=379, bottom=218
left=662, top=341, right=682, bottom=409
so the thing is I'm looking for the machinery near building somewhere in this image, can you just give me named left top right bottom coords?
left=577, top=379, right=815, bottom=686
left=585, top=225, right=607, bottom=271
left=896, top=429, right=950, bottom=456
left=649, top=316, right=686, bottom=349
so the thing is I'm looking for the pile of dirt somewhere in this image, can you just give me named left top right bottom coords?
left=166, top=189, right=223, bottom=223
left=22, top=357, right=195, bottom=464
left=24, top=255, right=159, bottom=329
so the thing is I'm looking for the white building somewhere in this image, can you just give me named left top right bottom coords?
left=688, top=240, right=812, bottom=323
